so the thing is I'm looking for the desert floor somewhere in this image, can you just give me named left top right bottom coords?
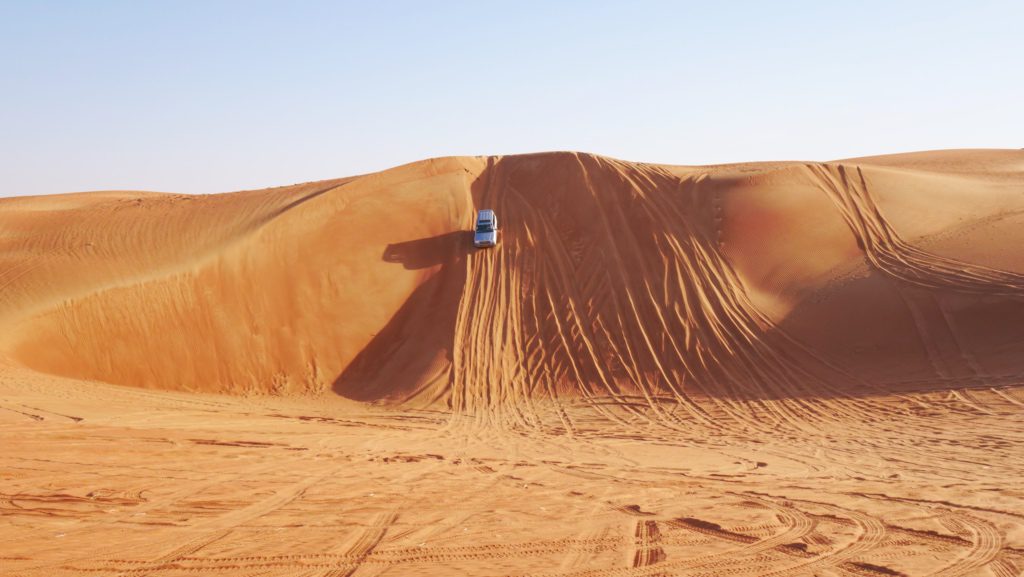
left=3, top=363, right=1022, bottom=577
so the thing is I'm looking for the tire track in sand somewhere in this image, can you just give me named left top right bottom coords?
left=756, top=498, right=887, bottom=577
left=631, top=520, right=665, bottom=569
left=110, top=468, right=330, bottom=577
left=927, top=511, right=1003, bottom=577
left=808, top=163, right=1024, bottom=297
left=322, top=510, right=399, bottom=577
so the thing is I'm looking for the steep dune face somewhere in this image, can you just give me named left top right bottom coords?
left=3, top=150, right=1024, bottom=407
left=3, top=158, right=480, bottom=394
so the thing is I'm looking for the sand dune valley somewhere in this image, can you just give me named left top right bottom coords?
left=2, top=148, right=1024, bottom=577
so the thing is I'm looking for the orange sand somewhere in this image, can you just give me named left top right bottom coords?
left=1, top=150, right=1022, bottom=576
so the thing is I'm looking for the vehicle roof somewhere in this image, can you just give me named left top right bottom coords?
left=476, top=209, right=495, bottom=220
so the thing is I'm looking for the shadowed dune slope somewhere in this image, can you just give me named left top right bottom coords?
left=3, top=150, right=1024, bottom=407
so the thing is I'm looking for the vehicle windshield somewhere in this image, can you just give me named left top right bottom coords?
left=475, top=222, right=494, bottom=233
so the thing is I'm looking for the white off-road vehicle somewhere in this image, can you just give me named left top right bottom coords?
left=474, top=209, right=498, bottom=248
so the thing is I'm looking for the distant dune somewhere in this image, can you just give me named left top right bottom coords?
left=2, top=150, right=1024, bottom=411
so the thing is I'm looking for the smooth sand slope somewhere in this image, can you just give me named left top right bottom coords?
left=1, top=149, right=1023, bottom=576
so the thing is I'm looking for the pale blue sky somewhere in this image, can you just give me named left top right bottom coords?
left=1, top=1, right=1021, bottom=196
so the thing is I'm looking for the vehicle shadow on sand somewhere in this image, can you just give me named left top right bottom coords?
left=381, top=231, right=474, bottom=270
left=332, top=231, right=473, bottom=402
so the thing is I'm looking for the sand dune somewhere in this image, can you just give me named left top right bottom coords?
left=6, top=151, right=1024, bottom=404
left=2, top=150, right=1023, bottom=576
